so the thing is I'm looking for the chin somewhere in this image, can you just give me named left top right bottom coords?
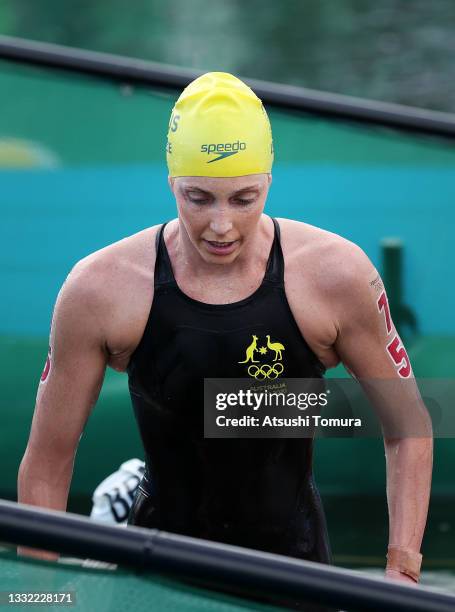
left=204, top=251, right=239, bottom=265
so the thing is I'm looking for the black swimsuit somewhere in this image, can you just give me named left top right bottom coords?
left=127, top=218, right=333, bottom=605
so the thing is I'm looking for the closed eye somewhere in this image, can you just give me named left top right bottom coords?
left=186, top=190, right=211, bottom=204
left=188, top=197, right=210, bottom=204
left=234, top=198, right=255, bottom=206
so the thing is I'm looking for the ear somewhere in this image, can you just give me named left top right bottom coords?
left=168, top=176, right=175, bottom=193
left=267, top=173, right=273, bottom=186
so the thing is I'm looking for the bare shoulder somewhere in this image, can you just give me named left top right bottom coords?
left=56, top=224, right=163, bottom=365
left=276, top=217, right=377, bottom=294
left=275, top=217, right=378, bottom=367
left=67, top=226, right=159, bottom=299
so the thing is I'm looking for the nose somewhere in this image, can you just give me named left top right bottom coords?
left=209, top=209, right=233, bottom=236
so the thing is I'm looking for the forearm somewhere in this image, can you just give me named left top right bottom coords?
left=384, top=435, right=433, bottom=551
left=17, top=448, right=75, bottom=560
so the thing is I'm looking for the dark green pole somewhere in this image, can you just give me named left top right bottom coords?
left=381, top=238, right=417, bottom=340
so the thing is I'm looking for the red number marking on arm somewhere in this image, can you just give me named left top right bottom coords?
left=378, top=291, right=392, bottom=334
left=387, top=336, right=411, bottom=378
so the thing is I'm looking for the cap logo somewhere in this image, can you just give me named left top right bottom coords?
left=201, top=141, right=246, bottom=163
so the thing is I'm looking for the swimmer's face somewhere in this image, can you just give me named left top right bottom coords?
left=169, top=173, right=272, bottom=263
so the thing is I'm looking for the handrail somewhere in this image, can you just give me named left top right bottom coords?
left=1, top=499, right=455, bottom=612
left=1, top=35, right=455, bottom=138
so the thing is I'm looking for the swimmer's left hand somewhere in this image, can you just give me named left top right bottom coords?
left=385, top=568, right=418, bottom=585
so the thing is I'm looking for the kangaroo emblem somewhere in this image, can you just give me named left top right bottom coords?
left=266, top=335, right=285, bottom=361
left=238, top=335, right=259, bottom=363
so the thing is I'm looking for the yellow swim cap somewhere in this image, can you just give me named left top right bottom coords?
left=166, top=72, right=273, bottom=177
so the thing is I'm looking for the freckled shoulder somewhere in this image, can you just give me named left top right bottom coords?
left=273, top=218, right=339, bottom=368
left=73, top=225, right=160, bottom=288
left=275, top=217, right=375, bottom=294
left=69, top=224, right=164, bottom=368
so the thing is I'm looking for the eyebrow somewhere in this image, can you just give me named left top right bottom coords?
left=182, top=184, right=261, bottom=196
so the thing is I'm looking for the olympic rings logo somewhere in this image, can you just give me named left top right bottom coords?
left=247, top=363, right=284, bottom=380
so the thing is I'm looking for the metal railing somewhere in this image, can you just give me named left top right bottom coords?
left=1, top=35, right=455, bottom=138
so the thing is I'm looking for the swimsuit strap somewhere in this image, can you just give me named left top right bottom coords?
left=154, top=222, right=174, bottom=288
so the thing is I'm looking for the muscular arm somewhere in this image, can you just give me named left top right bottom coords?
left=17, top=263, right=109, bottom=559
left=330, top=243, right=433, bottom=583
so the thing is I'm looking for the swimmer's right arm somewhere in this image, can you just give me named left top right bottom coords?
left=17, top=261, right=109, bottom=560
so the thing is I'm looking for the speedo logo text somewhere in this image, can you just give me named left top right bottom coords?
left=201, top=140, right=247, bottom=163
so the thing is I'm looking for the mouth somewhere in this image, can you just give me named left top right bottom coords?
left=203, top=239, right=239, bottom=255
